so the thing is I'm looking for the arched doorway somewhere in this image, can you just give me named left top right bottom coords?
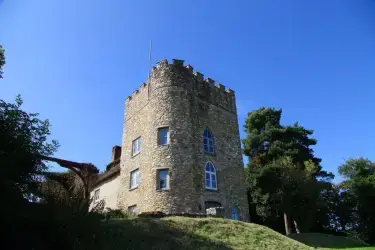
left=205, top=201, right=222, bottom=209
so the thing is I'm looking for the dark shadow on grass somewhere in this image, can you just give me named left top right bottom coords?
left=98, top=217, right=233, bottom=250
left=289, top=233, right=368, bottom=249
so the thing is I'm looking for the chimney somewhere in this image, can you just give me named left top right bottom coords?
left=111, top=146, right=122, bottom=162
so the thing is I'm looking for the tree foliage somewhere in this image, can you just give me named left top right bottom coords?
left=337, top=158, right=375, bottom=243
left=243, top=107, right=334, bottom=233
left=1, top=95, right=60, bottom=248
left=1, top=95, right=59, bottom=200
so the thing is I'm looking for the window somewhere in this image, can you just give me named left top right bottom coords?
left=158, top=127, right=169, bottom=145
left=130, top=169, right=139, bottom=189
left=203, top=128, right=215, bottom=153
left=232, top=206, right=240, bottom=220
left=132, top=137, right=141, bottom=155
left=93, top=189, right=100, bottom=202
left=157, top=169, right=169, bottom=190
left=205, top=162, right=217, bottom=190
left=128, top=205, right=139, bottom=214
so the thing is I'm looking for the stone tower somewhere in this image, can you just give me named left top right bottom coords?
left=117, top=59, right=249, bottom=221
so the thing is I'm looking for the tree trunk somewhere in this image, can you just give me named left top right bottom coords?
left=293, top=220, right=300, bottom=234
left=284, top=212, right=292, bottom=235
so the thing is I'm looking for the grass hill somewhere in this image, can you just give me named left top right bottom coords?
left=97, top=216, right=309, bottom=249
left=88, top=216, right=374, bottom=250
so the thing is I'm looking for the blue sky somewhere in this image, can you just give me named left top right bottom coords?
left=1, top=0, right=374, bottom=182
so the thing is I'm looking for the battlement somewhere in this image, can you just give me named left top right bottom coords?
left=126, top=59, right=236, bottom=114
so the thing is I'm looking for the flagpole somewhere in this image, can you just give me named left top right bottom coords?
left=148, top=40, right=152, bottom=99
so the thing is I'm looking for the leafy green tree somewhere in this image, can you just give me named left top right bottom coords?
left=0, top=95, right=59, bottom=248
left=1, top=95, right=59, bottom=199
left=338, top=158, right=375, bottom=243
left=0, top=45, right=5, bottom=78
left=243, top=107, right=333, bottom=234
left=246, top=157, right=323, bottom=234
left=243, top=107, right=330, bottom=176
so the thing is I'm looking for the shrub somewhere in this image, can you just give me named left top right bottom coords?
left=103, top=208, right=136, bottom=220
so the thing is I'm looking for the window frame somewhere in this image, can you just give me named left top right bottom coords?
left=205, top=161, right=217, bottom=190
left=93, top=189, right=100, bottom=202
left=157, top=127, right=170, bottom=146
left=157, top=169, right=170, bottom=191
left=132, top=137, right=141, bottom=156
left=203, top=128, right=215, bottom=154
left=129, top=168, right=140, bottom=190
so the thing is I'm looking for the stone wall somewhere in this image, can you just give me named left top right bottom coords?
left=117, top=59, right=249, bottom=221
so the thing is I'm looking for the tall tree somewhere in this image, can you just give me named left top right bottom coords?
left=243, top=107, right=333, bottom=234
left=338, top=158, right=375, bottom=243
left=0, top=95, right=59, bottom=248
left=1, top=95, right=59, bottom=200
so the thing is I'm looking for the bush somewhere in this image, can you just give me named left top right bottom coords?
left=103, top=208, right=136, bottom=220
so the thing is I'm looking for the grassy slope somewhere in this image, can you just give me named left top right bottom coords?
left=99, top=216, right=311, bottom=250
left=95, top=217, right=374, bottom=250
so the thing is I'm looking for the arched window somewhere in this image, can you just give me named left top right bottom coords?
left=203, top=128, right=215, bottom=153
left=232, top=206, right=240, bottom=220
left=205, top=162, right=217, bottom=190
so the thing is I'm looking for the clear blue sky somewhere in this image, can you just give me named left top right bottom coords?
left=1, top=0, right=374, bottom=182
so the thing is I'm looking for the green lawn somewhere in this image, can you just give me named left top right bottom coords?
left=93, top=217, right=372, bottom=250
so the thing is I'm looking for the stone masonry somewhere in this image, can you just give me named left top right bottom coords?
left=117, top=59, right=250, bottom=221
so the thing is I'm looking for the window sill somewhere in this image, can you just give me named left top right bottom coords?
left=204, top=152, right=216, bottom=157
left=205, top=188, right=218, bottom=192
left=131, top=152, right=140, bottom=158
left=129, top=185, right=139, bottom=191
left=156, top=189, right=170, bottom=192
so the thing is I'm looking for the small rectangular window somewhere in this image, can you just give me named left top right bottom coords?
left=158, top=127, right=169, bottom=145
left=128, top=205, right=139, bottom=214
left=132, top=137, right=141, bottom=155
left=130, top=169, right=139, bottom=189
left=157, top=169, right=169, bottom=190
left=93, top=189, right=100, bottom=202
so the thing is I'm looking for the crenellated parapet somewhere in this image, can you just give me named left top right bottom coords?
left=125, top=59, right=237, bottom=116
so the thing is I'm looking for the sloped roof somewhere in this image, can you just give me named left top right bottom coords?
left=93, top=159, right=120, bottom=188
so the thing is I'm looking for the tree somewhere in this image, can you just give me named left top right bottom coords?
left=338, top=158, right=375, bottom=243
left=0, top=45, right=5, bottom=78
left=0, top=95, right=59, bottom=248
left=246, top=157, right=323, bottom=234
left=1, top=95, right=59, bottom=199
left=243, top=107, right=333, bottom=234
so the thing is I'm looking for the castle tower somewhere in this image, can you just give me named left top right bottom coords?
left=117, top=59, right=249, bottom=221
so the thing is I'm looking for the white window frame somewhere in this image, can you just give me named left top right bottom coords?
left=93, top=189, right=100, bottom=202
left=129, top=169, right=140, bottom=189
left=205, top=161, right=217, bottom=190
left=132, top=137, right=141, bottom=156
left=157, top=169, right=170, bottom=190
left=158, top=127, right=170, bottom=145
